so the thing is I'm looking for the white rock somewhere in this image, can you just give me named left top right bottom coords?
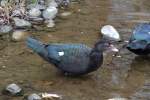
left=28, top=93, right=42, bottom=100
left=108, top=97, right=128, bottom=100
left=48, top=0, right=58, bottom=7
left=46, top=20, right=55, bottom=27
left=13, top=17, right=32, bottom=28
left=60, top=12, right=72, bottom=17
left=29, top=8, right=41, bottom=17
left=12, top=30, right=28, bottom=41
left=0, top=25, right=13, bottom=34
left=42, top=6, right=58, bottom=20
left=101, top=25, right=120, bottom=41
left=1, top=0, right=7, bottom=6
left=6, top=83, right=22, bottom=95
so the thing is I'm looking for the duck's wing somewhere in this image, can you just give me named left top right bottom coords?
left=46, top=44, right=92, bottom=74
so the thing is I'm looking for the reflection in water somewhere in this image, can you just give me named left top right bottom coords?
left=108, top=0, right=150, bottom=33
left=129, top=56, right=150, bottom=100
left=130, top=56, right=150, bottom=74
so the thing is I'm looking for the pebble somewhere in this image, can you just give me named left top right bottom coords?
left=0, top=25, right=13, bottom=35
left=2, top=65, right=6, bottom=68
left=48, top=0, right=58, bottom=7
left=12, top=30, right=28, bottom=41
left=108, top=98, right=128, bottom=100
left=27, top=93, right=42, bottom=100
left=60, top=12, right=72, bottom=17
left=46, top=20, right=55, bottom=28
left=13, top=17, right=32, bottom=28
left=28, top=8, right=42, bottom=17
left=101, top=25, right=120, bottom=41
left=55, top=0, right=71, bottom=7
left=0, top=0, right=7, bottom=6
left=42, top=6, right=58, bottom=20
left=2, top=83, right=23, bottom=96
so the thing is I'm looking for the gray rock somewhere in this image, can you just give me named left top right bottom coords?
left=46, top=20, right=55, bottom=27
left=28, top=93, right=42, bottom=100
left=2, top=83, right=23, bottom=96
left=47, top=0, right=58, bottom=7
left=28, top=8, right=42, bottom=17
left=12, top=30, right=28, bottom=42
left=55, top=0, right=71, bottom=7
left=13, top=17, right=32, bottom=28
left=0, top=0, right=7, bottom=6
left=27, top=4, right=46, bottom=10
left=0, top=25, right=13, bottom=35
left=42, top=6, right=58, bottom=20
left=29, top=17, right=44, bottom=25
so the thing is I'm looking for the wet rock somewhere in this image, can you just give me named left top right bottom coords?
left=11, top=9, right=24, bottom=17
left=0, top=0, right=7, bottom=6
left=27, top=4, right=46, bottom=10
left=55, top=0, right=71, bottom=7
left=48, top=0, right=58, bottom=7
left=42, top=6, right=58, bottom=20
left=39, top=0, right=45, bottom=5
left=46, top=20, right=55, bottom=27
left=13, top=17, right=32, bottom=28
left=27, top=93, right=42, bottom=100
left=28, top=8, right=42, bottom=17
left=29, top=17, right=44, bottom=25
left=12, top=30, right=28, bottom=41
left=101, top=25, right=120, bottom=41
left=108, top=98, right=128, bottom=100
left=2, top=83, right=23, bottom=96
left=0, top=25, right=13, bottom=35
left=60, top=12, right=72, bottom=17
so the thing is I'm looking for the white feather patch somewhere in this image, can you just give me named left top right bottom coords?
left=58, top=51, right=64, bottom=56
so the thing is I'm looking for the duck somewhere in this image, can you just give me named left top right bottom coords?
left=26, top=25, right=120, bottom=76
left=126, top=23, right=150, bottom=55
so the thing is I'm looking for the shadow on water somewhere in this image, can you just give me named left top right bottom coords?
left=130, top=56, right=150, bottom=73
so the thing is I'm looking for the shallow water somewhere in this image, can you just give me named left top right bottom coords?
left=0, top=0, right=150, bottom=100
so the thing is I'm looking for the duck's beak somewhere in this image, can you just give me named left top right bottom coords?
left=108, top=44, right=119, bottom=52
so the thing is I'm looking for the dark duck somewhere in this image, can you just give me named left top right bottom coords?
left=127, top=23, right=150, bottom=55
left=26, top=25, right=120, bottom=76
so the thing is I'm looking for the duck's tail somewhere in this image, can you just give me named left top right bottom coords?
left=26, top=37, right=46, bottom=54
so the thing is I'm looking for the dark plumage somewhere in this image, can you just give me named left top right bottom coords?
left=26, top=25, right=120, bottom=76
left=127, top=23, right=150, bottom=55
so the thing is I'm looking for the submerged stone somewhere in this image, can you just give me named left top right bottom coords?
left=2, top=83, right=23, bottom=96
left=28, top=8, right=42, bottom=17
left=42, top=6, right=58, bottom=20
left=27, top=93, right=42, bottom=100
left=12, top=30, right=28, bottom=42
left=13, top=17, right=32, bottom=28
left=0, top=25, right=13, bottom=35
left=46, top=20, right=55, bottom=27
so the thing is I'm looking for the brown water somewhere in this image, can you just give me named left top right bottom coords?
left=0, top=0, right=150, bottom=100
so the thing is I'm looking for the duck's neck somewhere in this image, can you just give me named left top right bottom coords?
left=92, top=37, right=108, bottom=53
left=87, top=38, right=106, bottom=72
